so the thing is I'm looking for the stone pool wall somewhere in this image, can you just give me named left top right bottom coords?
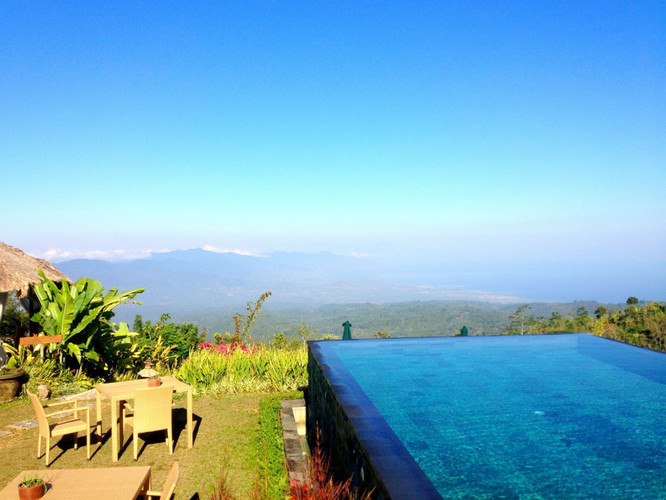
left=306, top=343, right=388, bottom=499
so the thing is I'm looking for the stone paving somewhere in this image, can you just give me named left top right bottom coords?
left=280, top=398, right=308, bottom=483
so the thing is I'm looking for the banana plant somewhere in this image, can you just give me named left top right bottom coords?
left=31, top=270, right=145, bottom=375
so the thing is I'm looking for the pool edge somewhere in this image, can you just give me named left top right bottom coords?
left=306, top=340, right=442, bottom=500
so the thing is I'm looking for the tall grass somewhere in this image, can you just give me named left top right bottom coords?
left=175, top=346, right=307, bottom=394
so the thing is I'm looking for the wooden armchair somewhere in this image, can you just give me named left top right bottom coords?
left=27, top=390, right=91, bottom=466
left=145, top=461, right=180, bottom=500
left=122, top=385, right=174, bottom=460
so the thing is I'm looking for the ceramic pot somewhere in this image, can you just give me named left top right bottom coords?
left=18, top=483, right=44, bottom=500
left=148, top=378, right=161, bottom=387
left=0, top=369, right=25, bottom=402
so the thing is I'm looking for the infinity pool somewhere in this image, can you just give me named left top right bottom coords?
left=308, top=334, right=666, bottom=499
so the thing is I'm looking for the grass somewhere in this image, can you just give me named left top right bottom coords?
left=0, top=390, right=300, bottom=499
left=252, top=392, right=302, bottom=499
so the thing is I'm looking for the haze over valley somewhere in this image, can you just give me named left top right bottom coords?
left=56, top=247, right=655, bottom=339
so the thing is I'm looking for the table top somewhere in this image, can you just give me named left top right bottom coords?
left=96, top=376, right=191, bottom=399
left=0, top=466, right=151, bottom=500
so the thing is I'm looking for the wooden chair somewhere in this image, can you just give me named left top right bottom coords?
left=27, top=390, right=91, bottom=466
left=122, top=385, right=174, bottom=460
left=144, top=461, right=180, bottom=499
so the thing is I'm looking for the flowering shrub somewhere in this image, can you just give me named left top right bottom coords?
left=198, top=342, right=258, bottom=355
left=176, top=345, right=307, bottom=394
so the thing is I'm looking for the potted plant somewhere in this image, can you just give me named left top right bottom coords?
left=18, top=474, right=45, bottom=500
left=0, top=365, right=25, bottom=402
left=139, top=360, right=161, bottom=387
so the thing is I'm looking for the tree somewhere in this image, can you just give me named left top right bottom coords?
left=459, top=326, right=469, bottom=337
left=0, top=293, right=29, bottom=347
left=296, top=324, right=314, bottom=345
left=506, top=305, right=533, bottom=335
left=374, top=330, right=391, bottom=338
left=31, top=271, right=144, bottom=375
left=231, top=291, right=272, bottom=344
left=272, top=332, right=288, bottom=349
left=133, top=314, right=144, bottom=333
left=138, top=313, right=201, bottom=362
left=594, top=306, right=608, bottom=319
left=627, top=297, right=639, bottom=305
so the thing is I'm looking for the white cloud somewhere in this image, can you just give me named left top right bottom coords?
left=34, top=245, right=262, bottom=262
left=200, top=245, right=259, bottom=256
left=38, top=248, right=159, bottom=262
left=341, top=251, right=374, bottom=259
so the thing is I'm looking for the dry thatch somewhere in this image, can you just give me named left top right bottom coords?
left=0, top=242, right=71, bottom=297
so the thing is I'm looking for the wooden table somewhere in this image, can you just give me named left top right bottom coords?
left=96, top=377, right=193, bottom=461
left=0, top=466, right=151, bottom=500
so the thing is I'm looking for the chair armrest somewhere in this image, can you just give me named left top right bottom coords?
left=46, top=406, right=90, bottom=420
left=44, top=399, right=79, bottom=409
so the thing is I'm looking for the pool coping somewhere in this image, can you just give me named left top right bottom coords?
left=309, top=340, right=442, bottom=499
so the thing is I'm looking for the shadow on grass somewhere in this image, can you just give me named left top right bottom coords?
left=45, top=432, right=104, bottom=466
left=116, top=409, right=203, bottom=460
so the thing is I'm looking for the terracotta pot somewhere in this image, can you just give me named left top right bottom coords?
left=0, top=369, right=25, bottom=402
left=148, top=378, right=161, bottom=387
left=18, top=483, right=44, bottom=500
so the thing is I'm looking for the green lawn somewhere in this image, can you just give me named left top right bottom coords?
left=0, top=391, right=290, bottom=499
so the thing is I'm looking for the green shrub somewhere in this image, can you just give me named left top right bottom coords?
left=3, top=342, right=99, bottom=396
left=135, top=313, right=202, bottom=363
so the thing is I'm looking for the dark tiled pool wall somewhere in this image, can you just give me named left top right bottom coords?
left=307, top=344, right=387, bottom=499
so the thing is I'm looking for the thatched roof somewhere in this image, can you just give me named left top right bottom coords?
left=0, top=242, right=72, bottom=297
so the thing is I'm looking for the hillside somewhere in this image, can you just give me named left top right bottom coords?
left=171, top=300, right=627, bottom=343
left=57, top=248, right=525, bottom=323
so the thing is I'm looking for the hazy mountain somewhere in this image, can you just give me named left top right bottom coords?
left=57, top=248, right=524, bottom=323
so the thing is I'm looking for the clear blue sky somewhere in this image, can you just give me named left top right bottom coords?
left=1, top=1, right=664, bottom=301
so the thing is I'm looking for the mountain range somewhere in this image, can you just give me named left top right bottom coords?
left=57, top=248, right=523, bottom=323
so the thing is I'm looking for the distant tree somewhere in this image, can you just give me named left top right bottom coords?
left=318, top=334, right=341, bottom=341
left=627, top=297, right=639, bottom=305
left=272, top=332, right=288, bottom=349
left=374, top=330, right=391, bottom=338
left=594, top=306, right=608, bottom=319
left=575, top=307, right=589, bottom=319
left=296, top=324, right=314, bottom=345
left=573, top=307, right=594, bottom=331
left=459, top=326, right=469, bottom=337
left=506, top=305, right=532, bottom=335
left=133, top=314, right=144, bottom=333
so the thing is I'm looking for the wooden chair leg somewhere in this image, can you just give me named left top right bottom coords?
left=119, top=408, right=124, bottom=447
left=74, top=432, right=78, bottom=450
left=133, top=430, right=138, bottom=460
left=45, top=437, right=50, bottom=466
left=86, top=429, right=91, bottom=459
left=167, top=427, right=173, bottom=455
left=37, top=434, right=42, bottom=458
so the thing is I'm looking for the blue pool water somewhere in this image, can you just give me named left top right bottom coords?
left=316, top=334, right=666, bottom=499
